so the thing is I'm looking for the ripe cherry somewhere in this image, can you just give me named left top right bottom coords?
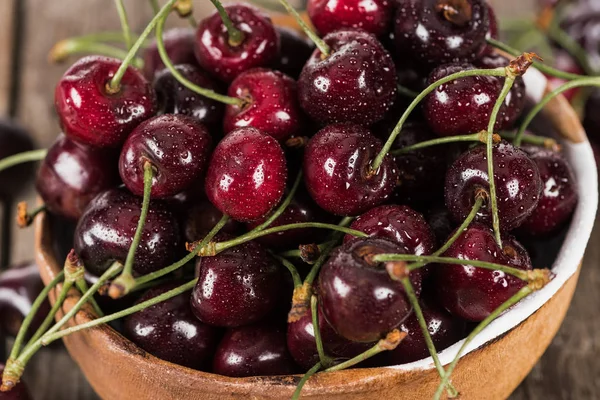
left=307, top=0, right=394, bottom=38
left=194, top=4, right=279, bottom=82
left=426, top=206, right=456, bottom=245
left=0, top=120, right=35, bottom=196
left=275, top=27, right=314, bottom=79
left=445, top=141, right=542, bottom=231
left=303, top=124, right=398, bottom=216
left=55, top=56, right=156, bottom=148
left=0, top=364, right=31, bottom=400
left=36, top=134, right=120, bottom=220
left=298, top=29, right=397, bottom=126
left=119, top=114, right=212, bottom=198
left=184, top=200, right=242, bottom=242
left=143, top=28, right=197, bottom=80
left=436, top=223, right=532, bottom=321
left=204, top=127, right=287, bottom=222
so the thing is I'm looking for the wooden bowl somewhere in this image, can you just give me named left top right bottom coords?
left=34, top=68, right=597, bottom=399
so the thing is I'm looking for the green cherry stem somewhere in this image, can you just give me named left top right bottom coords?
left=114, top=0, right=133, bottom=49
left=545, top=25, right=595, bottom=76
left=0, top=149, right=47, bottom=175
left=311, top=295, right=334, bottom=368
left=149, top=0, right=160, bottom=14
left=390, top=132, right=498, bottom=156
left=291, top=362, right=322, bottom=400
left=397, top=84, right=419, bottom=98
left=279, top=242, right=330, bottom=258
left=278, top=0, right=330, bottom=56
left=434, top=195, right=483, bottom=256
left=272, top=254, right=303, bottom=288
left=75, top=277, right=104, bottom=317
left=250, top=171, right=302, bottom=234
left=49, top=38, right=143, bottom=67
left=370, top=67, right=506, bottom=172
left=499, top=131, right=559, bottom=150
left=209, top=0, right=245, bottom=46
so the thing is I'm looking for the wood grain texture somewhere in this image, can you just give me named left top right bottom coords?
left=0, top=0, right=14, bottom=115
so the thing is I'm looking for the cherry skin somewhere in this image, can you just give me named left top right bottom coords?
left=445, top=141, right=542, bottom=231
left=0, top=119, right=35, bottom=196
left=36, top=134, right=120, bottom=220
left=74, top=188, right=181, bottom=277
left=303, top=124, right=398, bottom=216
left=436, top=223, right=532, bottom=321
left=486, top=3, right=499, bottom=40
left=519, top=146, right=578, bottom=236
left=184, top=200, right=242, bottom=242
left=547, top=50, right=584, bottom=103
left=191, top=241, right=282, bottom=327
left=123, top=282, right=221, bottom=371
left=55, top=56, right=157, bottom=148
left=204, top=127, right=287, bottom=222
left=143, top=28, right=197, bottom=80
left=307, top=0, right=394, bottom=38
left=153, top=64, right=225, bottom=132
left=119, top=114, right=212, bottom=198
left=194, top=4, right=279, bottom=83
left=213, top=322, right=297, bottom=377
left=394, top=0, right=490, bottom=67
left=0, top=364, right=31, bottom=400
left=275, top=27, right=314, bottom=79
left=426, top=206, right=456, bottom=245
left=298, top=29, right=397, bottom=126
left=319, top=237, right=422, bottom=343
left=224, top=68, right=301, bottom=142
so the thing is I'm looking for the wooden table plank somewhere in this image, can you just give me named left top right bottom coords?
left=0, top=0, right=15, bottom=115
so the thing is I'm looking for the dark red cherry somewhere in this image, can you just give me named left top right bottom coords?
left=275, top=27, right=314, bottom=79
left=153, top=64, right=225, bottom=131
left=204, top=127, right=287, bottom=222
left=394, top=0, right=490, bottom=67
left=307, top=0, right=394, bottom=37
left=36, top=134, right=120, bottom=220
left=213, top=322, right=297, bottom=377
left=194, top=4, right=279, bottom=83
left=119, top=114, right=212, bottom=198
left=0, top=364, right=31, bottom=400
left=224, top=68, right=301, bottom=142
left=546, top=50, right=584, bottom=102
left=184, top=200, right=242, bottom=242
left=74, top=188, right=181, bottom=277
left=436, top=223, right=532, bottom=321
left=191, top=241, right=282, bottom=327
left=303, top=124, right=398, bottom=216
left=298, top=29, right=397, bottom=126
left=319, top=237, right=421, bottom=342
left=486, top=3, right=499, bottom=40
left=55, top=56, right=157, bottom=148
left=445, top=141, right=542, bottom=231
left=143, top=28, right=197, bottom=80
left=426, top=206, right=456, bottom=245
left=0, top=119, right=35, bottom=196
left=123, top=282, right=221, bottom=370
left=518, top=146, right=578, bottom=236
left=561, top=3, right=600, bottom=70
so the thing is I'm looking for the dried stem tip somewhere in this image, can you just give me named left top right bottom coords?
left=477, top=130, right=501, bottom=144
left=300, top=243, right=321, bottom=264
left=436, top=0, right=472, bottom=26
left=386, top=261, right=410, bottom=281
left=174, top=0, right=193, bottom=17
left=526, top=268, right=554, bottom=291
left=65, top=249, right=85, bottom=283
left=288, top=283, right=312, bottom=323
left=378, top=329, right=407, bottom=351
left=16, top=202, right=30, bottom=228
left=0, top=358, right=25, bottom=392
left=507, top=53, right=542, bottom=78
left=285, top=136, right=309, bottom=148
left=185, top=241, right=217, bottom=257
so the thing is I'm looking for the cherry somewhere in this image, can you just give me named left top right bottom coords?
left=486, top=3, right=499, bottom=40
left=213, top=322, right=297, bottom=377
left=119, top=114, right=212, bottom=198
left=307, top=0, right=394, bottom=38
left=0, top=120, right=35, bottom=196
left=184, top=200, right=242, bottom=242
left=436, top=223, right=532, bottom=321
left=394, top=0, right=490, bottom=67
left=143, top=28, right=197, bottom=80
left=55, top=56, right=157, bottom=148
left=191, top=241, right=282, bottom=327
left=223, top=68, right=301, bottom=142
left=123, top=282, right=221, bottom=370
left=546, top=50, right=584, bottom=103
left=194, top=4, right=279, bottom=83
left=0, top=364, right=31, bottom=400
left=204, top=127, right=287, bottom=222
left=36, top=134, right=120, bottom=220
left=445, top=141, right=542, bottom=231
left=319, top=237, right=421, bottom=342
left=275, top=27, right=314, bottom=79
left=518, top=146, right=578, bottom=236
left=74, top=188, right=181, bottom=277
left=303, top=124, right=398, bottom=216
left=561, top=3, right=600, bottom=70
left=426, top=206, right=456, bottom=245
left=153, top=64, right=225, bottom=132
left=298, top=29, right=397, bottom=126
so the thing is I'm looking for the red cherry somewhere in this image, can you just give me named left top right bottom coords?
left=184, top=200, right=242, bottom=242
left=143, top=28, right=197, bottom=80
left=307, top=0, right=394, bottom=37
left=275, top=27, right=314, bottom=79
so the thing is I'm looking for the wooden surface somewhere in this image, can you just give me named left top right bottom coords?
left=0, top=0, right=598, bottom=399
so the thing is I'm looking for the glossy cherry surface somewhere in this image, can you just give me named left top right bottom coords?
left=307, top=0, right=394, bottom=37
left=224, top=68, right=301, bottom=142
left=298, top=29, right=397, bottom=126
left=394, top=0, right=490, bottom=67
left=204, top=127, right=287, bottom=222
left=519, top=146, right=578, bottom=236
left=0, top=364, right=31, bottom=400
left=191, top=241, right=282, bottom=327
left=275, top=27, right=314, bottom=79
left=184, top=200, right=242, bottom=242
left=212, top=322, right=297, bottom=377
left=194, top=4, right=279, bottom=82
left=74, top=188, right=181, bottom=276
left=0, top=119, right=35, bottom=196
left=153, top=64, right=225, bottom=132
left=123, top=282, right=220, bottom=370
left=319, top=237, right=421, bottom=342
left=143, top=28, right=197, bottom=80
left=55, top=56, right=156, bottom=148
left=119, top=114, right=212, bottom=198
left=437, top=223, right=532, bottom=321
left=303, top=124, right=397, bottom=216
left=36, top=134, right=120, bottom=220
left=445, top=141, right=542, bottom=231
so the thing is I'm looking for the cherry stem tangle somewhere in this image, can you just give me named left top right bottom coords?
left=278, top=0, right=330, bottom=56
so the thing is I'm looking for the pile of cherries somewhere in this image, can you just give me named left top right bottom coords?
left=0, top=0, right=584, bottom=397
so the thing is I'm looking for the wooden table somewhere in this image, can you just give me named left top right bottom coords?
left=1, top=0, right=598, bottom=399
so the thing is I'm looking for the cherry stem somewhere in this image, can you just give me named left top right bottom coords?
left=134, top=214, right=230, bottom=287
left=272, top=254, right=302, bottom=288
left=155, top=9, right=243, bottom=107
left=371, top=68, right=506, bottom=173
left=16, top=203, right=46, bottom=229
left=114, top=0, right=133, bottom=49
left=48, top=38, right=143, bottom=67
left=515, top=76, right=600, bottom=146
left=500, top=132, right=559, bottom=150
left=311, top=295, right=334, bottom=368
left=434, top=195, right=483, bottom=256
left=279, top=242, right=330, bottom=259
left=390, top=132, right=499, bottom=156
left=0, top=149, right=46, bottom=175
left=278, top=0, right=330, bottom=57
left=397, top=84, right=419, bottom=98
left=291, top=362, right=322, bottom=400
left=74, top=278, right=104, bottom=317
left=209, top=0, right=245, bottom=47
left=109, top=161, right=154, bottom=299
left=544, top=20, right=595, bottom=76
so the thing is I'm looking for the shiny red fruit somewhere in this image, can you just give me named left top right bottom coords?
left=307, top=0, right=394, bottom=37
left=143, top=28, right=197, bottom=80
